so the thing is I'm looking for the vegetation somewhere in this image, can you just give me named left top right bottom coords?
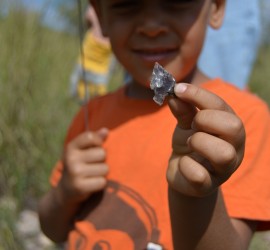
left=0, top=8, right=78, bottom=249
left=249, top=43, right=270, bottom=106
left=0, top=5, right=269, bottom=250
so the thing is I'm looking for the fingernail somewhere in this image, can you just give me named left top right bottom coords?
left=175, top=83, right=187, bottom=93
left=98, top=127, right=109, bottom=139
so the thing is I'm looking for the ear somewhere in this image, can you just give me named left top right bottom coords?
left=89, top=0, right=108, bottom=36
left=208, top=0, right=226, bottom=29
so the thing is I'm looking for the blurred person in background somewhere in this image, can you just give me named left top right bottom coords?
left=70, top=4, right=113, bottom=103
left=198, top=0, right=262, bottom=89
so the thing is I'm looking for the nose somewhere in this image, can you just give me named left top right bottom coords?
left=136, top=10, right=168, bottom=37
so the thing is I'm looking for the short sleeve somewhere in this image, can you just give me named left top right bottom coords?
left=49, top=161, right=64, bottom=187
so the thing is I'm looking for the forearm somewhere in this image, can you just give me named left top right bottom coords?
left=38, top=186, right=81, bottom=243
left=169, top=188, right=245, bottom=250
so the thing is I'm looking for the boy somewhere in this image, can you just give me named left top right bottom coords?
left=39, top=0, right=270, bottom=249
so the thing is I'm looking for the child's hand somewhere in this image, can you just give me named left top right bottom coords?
left=167, top=83, right=245, bottom=197
left=59, top=128, right=109, bottom=204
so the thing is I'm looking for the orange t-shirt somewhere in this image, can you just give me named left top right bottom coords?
left=50, top=79, right=270, bottom=249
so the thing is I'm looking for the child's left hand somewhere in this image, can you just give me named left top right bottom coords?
left=167, top=83, right=246, bottom=197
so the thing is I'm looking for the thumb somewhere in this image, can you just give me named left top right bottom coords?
left=168, top=83, right=197, bottom=130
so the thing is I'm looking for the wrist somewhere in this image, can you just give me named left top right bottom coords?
left=168, top=186, right=219, bottom=203
left=53, top=183, right=82, bottom=209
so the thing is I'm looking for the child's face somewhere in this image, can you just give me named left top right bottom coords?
left=92, top=0, right=225, bottom=87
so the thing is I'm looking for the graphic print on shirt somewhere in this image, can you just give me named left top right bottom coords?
left=68, top=180, right=163, bottom=250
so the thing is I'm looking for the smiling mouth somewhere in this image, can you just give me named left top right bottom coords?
left=133, top=48, right=178, bottom=62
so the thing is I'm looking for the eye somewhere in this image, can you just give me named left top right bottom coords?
left=167, top=0, right=198, bottom=3
left=165, top=0, right=199, bottom=8
left=109, top=0, right=140, bottom=13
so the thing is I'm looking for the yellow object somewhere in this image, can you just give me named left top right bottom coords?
left=79, top=31, right=112, bottom=75
left=70, top=30, right=113, bottom=102
left=77, top=80, right=107, bottom=100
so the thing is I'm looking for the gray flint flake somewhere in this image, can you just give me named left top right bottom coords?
left=150, top=62, right=176, bottom=105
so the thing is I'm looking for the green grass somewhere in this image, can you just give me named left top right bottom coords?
left=0, top=8, right=78, bottom=198
left=249, top=43, right=270, bottom=106
left=0, top=6, right=269, bottom=250
left=0, top=8, right=79, bottom=249
left=250, top=231, right=270, bottom=250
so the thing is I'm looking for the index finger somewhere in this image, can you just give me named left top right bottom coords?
left=173, top=83, right=234, bottom=113
left=69, top=128, right=109, bottom=150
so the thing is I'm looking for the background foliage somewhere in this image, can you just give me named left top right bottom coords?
left=0, top=7, right=78, bottom=249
